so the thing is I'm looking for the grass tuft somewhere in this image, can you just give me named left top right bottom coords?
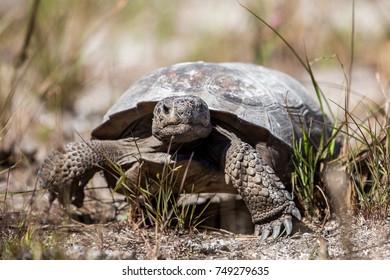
left=344, top=105, right=390, bottom=219
left=242, top=1, right=390, bottom=222
left=108, top=147, right=210, bottom=234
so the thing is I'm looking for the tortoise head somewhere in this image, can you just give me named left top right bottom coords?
left=152, top=95, right=212, bottom=143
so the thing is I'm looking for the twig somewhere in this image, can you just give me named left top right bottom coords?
left=16, top=0, right=41, bottom=67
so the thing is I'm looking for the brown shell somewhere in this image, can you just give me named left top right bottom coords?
left=92, top=62, right=328, bottom=147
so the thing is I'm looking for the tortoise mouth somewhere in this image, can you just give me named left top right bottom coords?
left=153, top=123, right=212, bottom=143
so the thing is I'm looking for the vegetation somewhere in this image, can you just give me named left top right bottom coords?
left=108, top=153, right=210, bottom=233
left=0, top=0, right=389, bottom=259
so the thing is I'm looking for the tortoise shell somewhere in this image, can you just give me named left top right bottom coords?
left=92, top=62, right=327, bottom=149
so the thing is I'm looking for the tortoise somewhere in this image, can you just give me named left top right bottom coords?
left=38, top=62, right=332, bottom=239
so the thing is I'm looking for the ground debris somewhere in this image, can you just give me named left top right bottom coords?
left=20, top=216, right=385, bottom=260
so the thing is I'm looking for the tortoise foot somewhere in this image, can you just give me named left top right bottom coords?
left=224, top=138, right=302, bottom=238
left=254, top=209, right=301, bottom=240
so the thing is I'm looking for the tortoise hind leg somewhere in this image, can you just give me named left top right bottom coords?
left=224, top=140, right=301, bottom=239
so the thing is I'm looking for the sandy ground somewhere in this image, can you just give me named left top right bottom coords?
left=33, top=212, right=390, bottom=260
left=1, top=0, right=389, bottom=260
left=1, top=169, right=388, bottom=260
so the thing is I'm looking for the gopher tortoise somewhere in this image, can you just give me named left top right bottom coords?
left=39, top=62, right=332, bottom=239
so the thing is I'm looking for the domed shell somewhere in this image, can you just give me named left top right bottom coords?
left=92, top=62, right=327, bottom=147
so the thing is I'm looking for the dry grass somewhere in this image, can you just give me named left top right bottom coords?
left=0, top=0, right=389, bottom=259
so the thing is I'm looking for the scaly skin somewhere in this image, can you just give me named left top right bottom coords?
left=224, top=139, right=301, bottom=239
left=38, top=139, right=127, bottom=207
left=38, top=137, right=164, bottom=207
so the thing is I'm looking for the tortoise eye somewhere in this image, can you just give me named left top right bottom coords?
left=162, top=104, right=170, bottom=114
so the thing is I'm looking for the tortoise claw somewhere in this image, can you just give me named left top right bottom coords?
left=260, top=226, right=271, bottom=240
left=272, top=224, right=281, bottom=239
left=292, top=207, right=302, bottom=220
left=257, top=215, right=294, bottom=240
left=283, top=218, right=293, bottom=235
left=284, top=191, right=292, bottom=200
left=254, top=224, right=261, bottom=236
left=224, top=173, right=230, bottom=185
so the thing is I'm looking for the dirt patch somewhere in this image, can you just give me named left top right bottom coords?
left=0, top=163, right=389, bottom=260
left=3, top=204, right=387, bottom=260
left=33, top=216, right=388, bottom=260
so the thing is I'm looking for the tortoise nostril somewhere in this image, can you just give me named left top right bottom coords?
left=177, top=109, right=184, bottom=117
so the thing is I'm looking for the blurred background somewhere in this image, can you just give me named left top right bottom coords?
left=0, top=0, right=389, bottom=208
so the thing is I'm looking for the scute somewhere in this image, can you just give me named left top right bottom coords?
left=92, top=62, right=327, bottom=147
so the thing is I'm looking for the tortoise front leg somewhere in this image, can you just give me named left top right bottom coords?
left=38, top=136, right=163, bottom=208
left=224, top=140, right=301, bottom=239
